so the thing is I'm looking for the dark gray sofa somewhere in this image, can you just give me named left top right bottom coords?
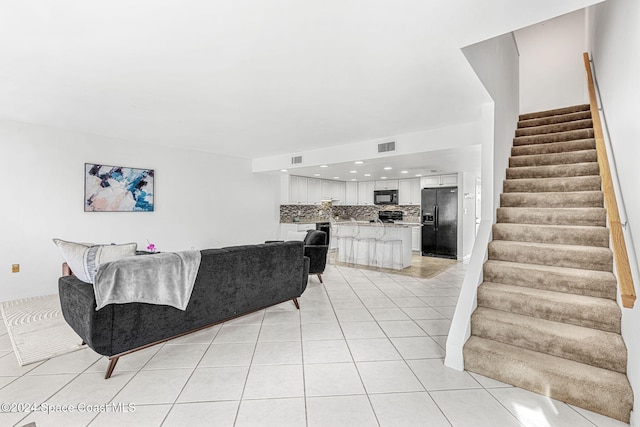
left=58, top=241, right=309, bottom=378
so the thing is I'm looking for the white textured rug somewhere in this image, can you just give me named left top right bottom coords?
left=1, top=294, right=84, bottom=366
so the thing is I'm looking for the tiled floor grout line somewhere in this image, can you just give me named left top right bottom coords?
left=342, top=264, right=461, bottom=426
left=331, top=264, right=383, bottom=427
left=158, top=322, right=224, bottom=426
left=231, top=310, right=266, bottom=427
left=340, top=263, right=470, bottom=427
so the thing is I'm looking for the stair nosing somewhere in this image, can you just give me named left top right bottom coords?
left=489, top=239, right=612, bottom=253
left=518, top=104, right=591, bottom=120
left=471, top=306, right=626, bottom=372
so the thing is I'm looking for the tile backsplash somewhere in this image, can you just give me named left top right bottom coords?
left=280, top=204, right=420, bottom=223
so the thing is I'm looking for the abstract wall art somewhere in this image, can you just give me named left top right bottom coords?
left=84, top=163, right=154, bottom=212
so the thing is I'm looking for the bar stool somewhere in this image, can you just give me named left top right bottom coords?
left=377, top=222, right=403, bottom=269
left=367, top=219, right=386, bottom=266
left=349, top=217, right=370, bottom=266
left=330, top=218, right=355, bottom=265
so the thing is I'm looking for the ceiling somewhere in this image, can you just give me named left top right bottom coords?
left=0, top=1, right=601, bottom=163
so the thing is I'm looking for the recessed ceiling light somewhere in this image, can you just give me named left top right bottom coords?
left=320, top=165, right=329, bottom=168
left=384, top=167, right=392, bottom=170
left=401, top=170, right=408, bottom=174
left=280, top=169, right=288, bottom=172
left=380, top=176, right=387, bottom=179
left=415, top=174, right=422, bottom=177
left=354, top=161, right=364, bottom=165
left=351, top=179, right=357, bottom=181
left=350, top=170, right=357, bottom=174
left=314, top=173, right=321, bottom=176
left=333, top=176, right=340, bottom=179
left=364, top=173, right=371, bottom=177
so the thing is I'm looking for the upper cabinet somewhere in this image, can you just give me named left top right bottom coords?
left=320, top=179, right=345, bottom=204
left=345, top=181, right=358, bottom=205
left=307, top=178, right=322, bottom=204
left=289, top=176, right=308, bottom=204
left=283, top=173, right=458, bottom=205
left=420, top=173, right=458, bottom=188
left=357, top=181, right=374, bottom=205
left=374, top=179, right=399, bottom=190
left=331, top=180, right=346, bottom=205
left=398, top=178, right=421, bottom=205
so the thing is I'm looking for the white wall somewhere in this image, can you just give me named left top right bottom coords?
left=0, top=119, right=281, bottom=302
left=461, top=172, right=478, bottom=260
left=587, top=1, right=640, bottom=424
left=463, top=35, right=520, bottom=218
left=515, top=9, right=589, bottom=114
left=446, top=33, right=519, bottom=370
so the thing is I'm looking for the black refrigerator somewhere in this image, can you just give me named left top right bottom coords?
left=421, top=187, right=458, bottom=259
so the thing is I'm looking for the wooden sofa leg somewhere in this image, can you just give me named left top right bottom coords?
left=105, top=356, right=120, bottom=379
left=292, top=298, right=300, bottom=310
left=317, top=273, right=323, bottom=283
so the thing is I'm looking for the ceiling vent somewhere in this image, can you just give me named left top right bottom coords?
left=291, top=156, right=303, bottom=165
left=378, top=141, right=396, bottom=153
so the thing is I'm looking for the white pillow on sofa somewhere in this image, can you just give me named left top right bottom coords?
left=53, top=239, right=137, bottom=283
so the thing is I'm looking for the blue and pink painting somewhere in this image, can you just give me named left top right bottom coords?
left=84, top=163, right=154, bottom=212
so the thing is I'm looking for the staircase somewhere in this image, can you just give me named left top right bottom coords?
left=463, top=104, right=634, bottom=423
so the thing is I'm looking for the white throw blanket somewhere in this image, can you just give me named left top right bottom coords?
left=93, top=251, right=202, bottom=311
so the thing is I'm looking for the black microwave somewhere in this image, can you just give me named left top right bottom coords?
left=374, top=189, right=398, bottom=205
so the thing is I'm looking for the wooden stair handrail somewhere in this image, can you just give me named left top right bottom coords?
left=583, top=52, right=636, bottom=308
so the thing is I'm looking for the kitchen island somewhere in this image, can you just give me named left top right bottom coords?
left=333, top=221, right=414, bottom=269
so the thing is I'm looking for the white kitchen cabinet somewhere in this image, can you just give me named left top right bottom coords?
left=420, top=176, right=440, bottom=188
left=307, top=178, right=322, bottom=204
left=288, top=176, right=309, bottom=204
left=331, top=181, right=346, bottom=205
left=440, top=173, right=458, bottom=186
left=374, top=179, right=399, bottom=190
left=345, top=181, right=358, bottom=205
left=321, top=180, right=332, bottom=201
left=357, top=181, right=375, bottom=205
left=399, top=178, right=421, bottom=205
left=421, top=173, right=458, bottom=188
left=412, top=226, right=421, bottom=252
left=321, top=180, right=345, bottom=204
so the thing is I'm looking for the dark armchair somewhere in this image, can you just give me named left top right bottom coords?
left=303, top=230, right=328, bottom=283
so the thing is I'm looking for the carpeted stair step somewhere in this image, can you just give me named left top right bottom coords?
left=515, top=119, right=593, bottom=137
left=511, top=139, right=595, bottom=157
left=470, top=307, right=627, bottom=372
left=503, top=176, right=601, bottom=193
left=500, top=191, right=603, bottom=208
left=519, top=104, right=591, bottom=121
left=513, top=129, right=594, bottom=146
left=483, top=260, right=617, bottom=299
left=488, top=240, right=613, bottom=271
left=509, top=150, right=597, bottom=168
left=496, top=207, right=606, bottom=226
left=506, top=163, right=599, bottom=179
left=463, top=336, right=632, bottom=423
left=518, top=110, right=592, bottom=129
left=492, top=223, right=609, bottom=247
left=477, top=282, right=620, bottom=332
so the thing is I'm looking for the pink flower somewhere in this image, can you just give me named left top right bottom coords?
left=146, top=243, right=156, bottom=252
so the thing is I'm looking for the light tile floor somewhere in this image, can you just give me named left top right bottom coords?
left=0, top=261, right=630, bottom=426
